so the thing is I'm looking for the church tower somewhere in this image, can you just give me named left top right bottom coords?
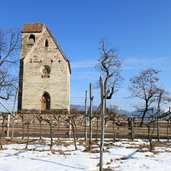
left=18, top=23, right=71, bottom=112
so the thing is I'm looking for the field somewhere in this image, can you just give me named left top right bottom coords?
left=1, top=138, right=171, bottom=171
left=1, top=114, right=171, bottom=170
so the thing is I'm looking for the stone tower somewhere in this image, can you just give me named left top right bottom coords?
left=18, top=23, right=71, bottom=112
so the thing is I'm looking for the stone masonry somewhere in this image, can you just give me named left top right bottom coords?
left=18, top=23, right=71, bottom=112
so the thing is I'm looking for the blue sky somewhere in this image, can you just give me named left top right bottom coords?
left=0, top=0, right=171, bottom=111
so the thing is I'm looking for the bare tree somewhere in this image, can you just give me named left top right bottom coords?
left=129, top=68, right=160, bottom=126
left=155, top=88, right=171, bottom=141
left=36, top=114, right=43, bottom=140
left=0, top=113, right=7, bottom=138
left=41, top=115, right=55, bottom=150
left=95, top=40, right=123, bottom=105
left=106, top=106, right=120, bottom=141
left=96, top=41, right=122, bottom=171
left=143, top=88, right=170, bottom=151
left=147, top=90, right=170, bottom=148
left=0, top=28, right=20, bottom=100
left=65, top=115, right=78, bottom=150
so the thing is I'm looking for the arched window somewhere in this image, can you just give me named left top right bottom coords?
left=28, top=34, right=35, bottom=45
left=45, top=39, right=49, bottom=47
left=40, top=91, right=50, bottom=111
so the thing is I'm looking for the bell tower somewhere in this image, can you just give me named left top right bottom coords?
left=18, top=23, right=71, bottom=112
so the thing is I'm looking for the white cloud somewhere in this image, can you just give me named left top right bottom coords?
left=71, top=56, right=170, bottom=71
left=70, top=56, right=171, bottom=81
left=123, top=57, right=170, bottom=70
left=71, top=71, right=99, bottom=80
left=71, top=60, right=97, bottom=69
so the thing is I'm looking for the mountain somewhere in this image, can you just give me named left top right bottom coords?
left=70, top=104, right=98, bottom=111
left=70, top=104, right=131, bottom=115
left=70, top=104, right=85, bottom=111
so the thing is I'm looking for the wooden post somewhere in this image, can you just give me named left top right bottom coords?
left=7, top=114, right=10, bottom=137
left=99, top=76, right=105, bottom=171
left=57, top=115, right=60, bottom=140
left=167, top=119, right=169, bottom=141
left=99, top=76, right=110, bottom=171
left=130, top=117, right=134, bottom=140
left=39, top=119, right=42, bottom=140
left=157, top=92, right=162, bottom=141
left=128, top=117, right=134, bottom=140
left=0, top=102, right=15, bottom=138
left=85, top=90, right=88, bottom=141
left=11, top=89, right=18, bottom=139
left=167, top=107, right=171, bottom=141
left=148, top=124, right=150, bottom=141
left=89, top=83, right=93, bottom=150
left=11, top=116, right=15, bottom=139
left=112, top=119, right=116, bottom=141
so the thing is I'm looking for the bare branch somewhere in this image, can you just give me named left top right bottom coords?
left=0, top=28, right=20, bottom=100
left=129, top=67, right=168, bottom=125
left=95, top=40, right=123, bottom=100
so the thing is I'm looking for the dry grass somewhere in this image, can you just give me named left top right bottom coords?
left=0, top=138, right=47, bottom=146
left=53, top=139, right=71, bottom=146
left=103, top=168, right=113, bottom=171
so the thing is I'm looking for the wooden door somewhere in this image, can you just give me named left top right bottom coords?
left=40, top=92, right=50, bottom=111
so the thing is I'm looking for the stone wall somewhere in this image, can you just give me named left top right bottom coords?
left=18, top=24, right=70, bottom=112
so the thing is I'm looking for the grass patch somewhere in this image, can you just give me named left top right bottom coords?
left=103, top=168, right=113, bottom=171
left=53, top=140, right=71, bottom=146
left=83, top=146, right=100, bottom=153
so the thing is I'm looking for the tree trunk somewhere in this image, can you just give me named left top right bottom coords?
left=21, top=116, right=25, bottom=139
left=99, top=76, right=105, bottom=171
left=57, top=116, right=60, bottom=140
left=167, top=119, right=169, bottom=141
left=85, top=90, right=88, bottom=141
left=95, top=116, right=99, bottom=141
left=25, top=123, right=30, bottom=149
left=49, top=123, right=53, bottom=149
left=130, top=117, right=134, bottom=141
left=71, top=121, right=77, bottom=150
left=39, top=120, right=42, bottom=140
left=6, top=114, right=10, bottom=137
left=140, top=106, right=148, bottom=126
left=11, top=116, right=15, bottom=140
left=112, top=120, right=116, bottom=141
left=1, top=116, right=5, bottom=138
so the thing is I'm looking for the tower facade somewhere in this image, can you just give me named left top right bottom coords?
left=18, top=23, right=71, bottom=112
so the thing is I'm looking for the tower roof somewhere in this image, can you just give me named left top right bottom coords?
left=21, top=23, right=44, bottom=33
left=21, top=22, right=71, bottom=74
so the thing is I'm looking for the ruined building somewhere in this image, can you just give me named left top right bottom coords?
left=18, top=23, right=71, bottom=112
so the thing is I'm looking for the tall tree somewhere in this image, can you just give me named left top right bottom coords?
left=96, top=40, right=123, bottom=103
left=129, top=68, right=160, bottom=125
left=0, top=28, right=20, bottom=100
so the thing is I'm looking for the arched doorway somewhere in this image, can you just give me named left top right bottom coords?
left=40, top=92, right=50, bottom=111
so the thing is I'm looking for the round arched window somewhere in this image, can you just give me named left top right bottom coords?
left=40, top=65, right=51, bottom=77
left=28, top=34, right=35, bottom=45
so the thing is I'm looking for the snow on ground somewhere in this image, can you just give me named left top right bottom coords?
left=0, top=138, right=171, bottom=171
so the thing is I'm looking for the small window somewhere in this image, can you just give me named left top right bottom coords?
left=28, top=34, right=35, bottom=45
left=45, top=39, right=48, bottom=47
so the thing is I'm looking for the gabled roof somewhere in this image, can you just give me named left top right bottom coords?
left=21, top=23, right=71, bottom=74
left=45, top=27, right=71, bottom=74
left=22, top=23, right=44, bottom=33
